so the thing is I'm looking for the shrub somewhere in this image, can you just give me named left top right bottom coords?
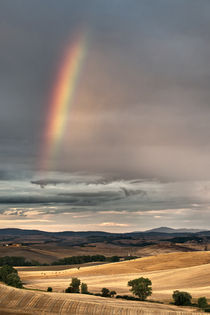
left=110, top=290, right=116, bottom=297
left=198, top=296, right=208, bottom=309
left=65, top=287, right=73, bottom=293
left=204, top=308, right=210, bottom=312
left=101, top=288, right=110, bottom=297
left=47, top=287, right=52, bottom=292
left=172, top=290, right=192, bottom=306
left=107, top=256, right=120, bottom=262
left=128, top=277, right=152, bottom=301
left=100, top=288, right=116, bottom=297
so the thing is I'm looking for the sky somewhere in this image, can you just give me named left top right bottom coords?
left=1, top=0, right=210, bottom=232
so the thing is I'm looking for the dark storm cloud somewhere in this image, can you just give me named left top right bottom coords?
left=120, top=187, right=147, bottom=197
left=0, top=187, right=144, bottom=206
left=1, top=173, right=210, bottom=230
left=0, top=0, right=210, bottom=180
left=30, top=177, right=112, bottom=188
left=1, top=1, right=210, bottom=230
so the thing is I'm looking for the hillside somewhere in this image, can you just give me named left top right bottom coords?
left=20, top=251, right=210, bottom=301
left=20, top=251, right=210, bottom=278
left=0, top=228, right=209, bottom=264
left=0, top=284, right=202, bottom=314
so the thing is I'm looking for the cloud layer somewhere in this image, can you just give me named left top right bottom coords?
left=0, top=172, right=209, bottom=231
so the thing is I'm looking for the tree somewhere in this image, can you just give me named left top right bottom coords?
left=47, top=287, right=52, bottom=292
left=6, top=273, right=22, bottom=288
left=70, top=277, right=81, bottom=293
left=172, top=290, right=192, bottom=306
left=0, top=265, right=17, bottom=283
left=65, top=277, right=81, bottom=293
left=81, top=283, right=88, bottom=294
left=198, top=296, right=208, bottom=309
left=0, top=265, right=22, bottom=288
left=128, top=277, right=152, bottom=301
left=101, top=288, right=110, bottom=297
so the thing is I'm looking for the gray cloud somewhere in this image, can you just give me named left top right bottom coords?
left=1, top=1, right=210, bottom=230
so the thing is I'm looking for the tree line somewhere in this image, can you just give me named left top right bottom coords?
left=0, top=255, right=138, bottom=266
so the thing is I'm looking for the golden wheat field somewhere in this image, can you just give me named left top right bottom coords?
left=0, top=284, right=203, bottom=314
left=19, top=251, right=210, bottom=300
left=0, top=251, right=203, bottom=314
left=1, top=251, right=210, bottom=314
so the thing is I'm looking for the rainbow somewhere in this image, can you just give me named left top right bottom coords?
left=41, top=32, right=88, bottom=171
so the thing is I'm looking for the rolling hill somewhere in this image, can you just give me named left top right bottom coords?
left=0, top=228, right=209, bottom=264
left=19, top=251, right=210, bottom=301
left=0, top=284, right=202, bottom=314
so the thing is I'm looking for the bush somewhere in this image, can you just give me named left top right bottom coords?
left=110, top=290, right=116, bottom=297
left=172, top=290, right=192, bottom=306
left=107, top=256, right=120, bottom=262
left=204, top=308, right=210, bottom=313
left=198, top=296, right=208, bottom=309
left=65, top=287, right=73, bottom=293
left=81, top=283, right=88, bottom=294
left=47, top=287, right=52, bottom=292
left=100, top=288, right=117, bottom=298
left=101, top=287, right=110, bottom=297
left=128, top=277, right=152, bottom=301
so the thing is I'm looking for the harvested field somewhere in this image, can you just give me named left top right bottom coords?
left=20, top=251, right=210, bottom=301
left=0, top=284, right=202, bottom=314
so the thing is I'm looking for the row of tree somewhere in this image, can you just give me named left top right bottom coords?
left=65, top=277, right=88, bottom=294
left=0, top=255, right=139, bottom=267
left=59, top=276, right=209, bottom=311
left=0, top=256, right=39, bottom=266
left=173, top=290, right=209, bottom=309
left=52, top=255, right=132, bottom=265
left=63, top=278, right=117, bottom=297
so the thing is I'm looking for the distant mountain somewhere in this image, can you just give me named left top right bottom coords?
left=0, top=228, right=114, bottom=237
left=145, top=227, right=206, bottom=234
left=0, top=227, right=207, bottom=237
left=0, top=228, right=48, bottom=235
